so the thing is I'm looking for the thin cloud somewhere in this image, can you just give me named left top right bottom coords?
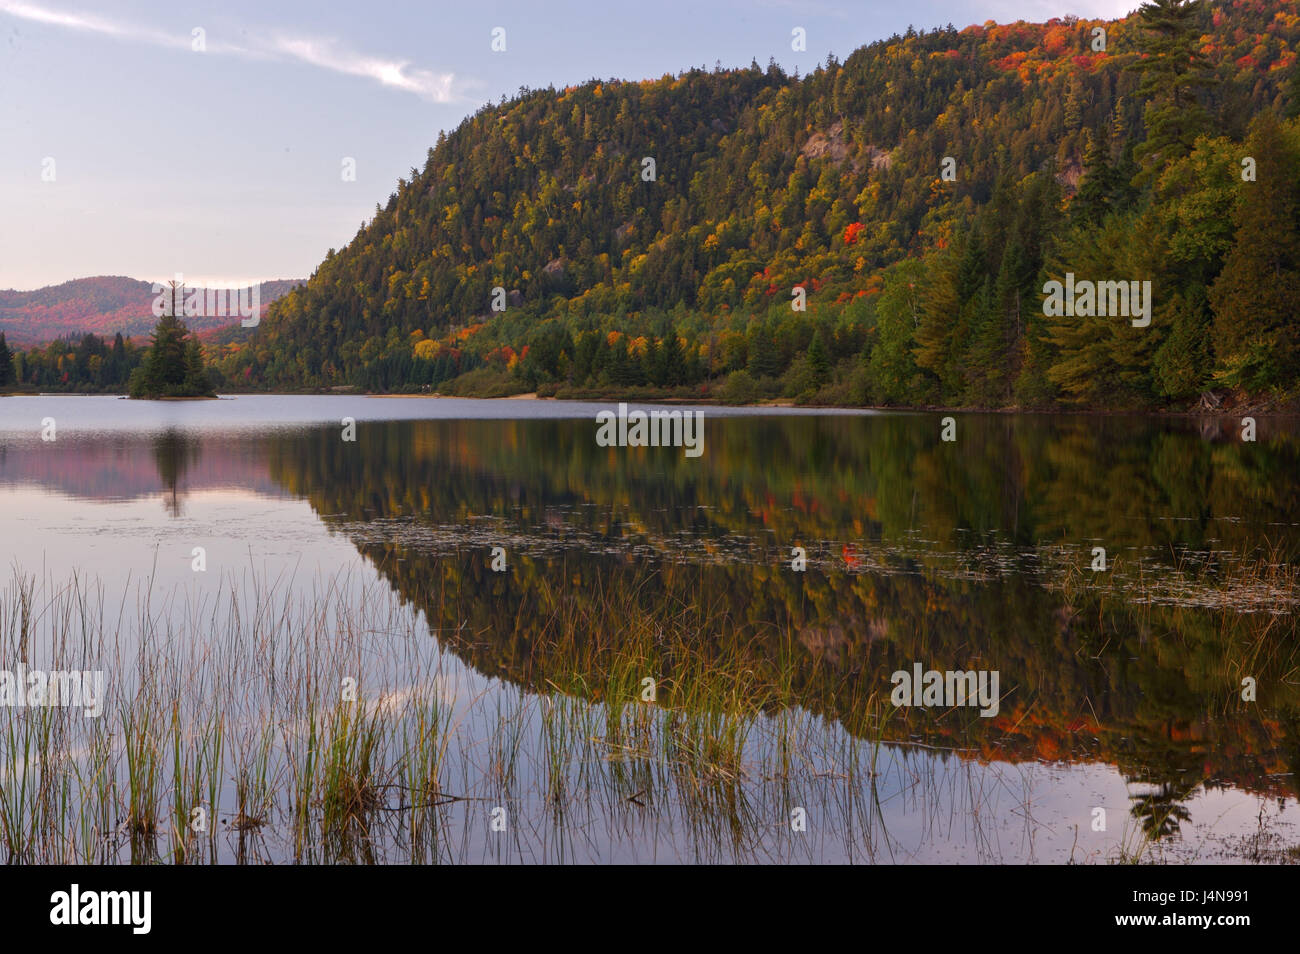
left=269, top=35, right=456, bottom=102
left=0, top=0, right=185, bottom=45
left=0, top=1, right=461, bottom=101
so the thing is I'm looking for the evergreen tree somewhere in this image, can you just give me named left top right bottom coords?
left=806, top=327, right=830, bottom=386
left=1045, top=212, right=1161, bottom=406
left=642, top=337, right=663, bottom=386
left=660, top=332, right=688, bottom=387
left=961, top=285, right=1002, bottom=404
left=608, top=341, right=644, bottom=387
left=868, top=260, right=925, bottom=403
left=914, top=245, right=961, bottom=398
left=968, top=236, right=1034, bottom=404
left=129, top=309, right=215, bottom=399
left=1153, top=286, right=1212, bottom=399
left=1129, top=0, right=1216, bottom=176
left=1286, top=62, right=1300, bottom=120
left=183, top=339, right=209, bottom=393
left=110, top=332, right=127, bottom=378
left=747, top=321, right=784, bottom=379
left=1208, top=112, right=1300, bottom=391
left=0, top=332, right=12, bottom=387
left=1073, top=130, right=1121, bottom=227
left=956, top=223, right=988, bottom=301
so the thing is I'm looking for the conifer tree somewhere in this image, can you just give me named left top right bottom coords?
left=1129, top=0, right=1216, bottom=176
left=1073, top=130, right=1121, bottom=227
left=1153, top=286, right=1212, bottom=399
left=747, top=320, right=784, bottom=380
left=0, top=332, right=12, bottom=387
left=129, top=286, right=215, bottom=399
left=1286, top=63, right=1300, bottom=120
left=660, top=331, right=688, bottom=387
left=1208, top=112, right=1300, bottom=391
left=806, top=327, right=830, bottom=386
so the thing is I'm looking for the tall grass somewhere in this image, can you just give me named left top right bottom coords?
left=0, top=563, right=1290, bottom=864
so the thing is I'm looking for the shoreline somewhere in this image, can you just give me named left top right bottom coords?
left=5, top=388, right=1298, bottom=417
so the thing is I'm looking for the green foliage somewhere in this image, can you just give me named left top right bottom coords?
left=8, top=331, right=143, bottom=393
left=129, top=312, right=215, bottom=399
left=209, top=2, right=1300, bottom=408
left=0, top=333, right=12, bottom=387
left=805, top=327, right=830, bottom=385
left=1153, top=285, right=1212, bottom=399
left=716, top=369, right=760, bottom=404
left=867, top=260, right=925, bottom=404
left=1128, top=0, right=1217, bottom=177
left=1209, top=112, right=1300, bottom=391
left=1045, top=213, right=1163, bottom=407
left=438, top=366, right=525, bottom=398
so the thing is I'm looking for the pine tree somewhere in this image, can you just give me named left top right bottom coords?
left=806, top=327, right=830, bottom=386
left=967, top=237, right=1032, bottom=404
left=1064, top=74, right=1086, bottom=133
left=961, top=284, right=1001, bottom=404
left=1073, top=130, right=1120, bottom=227
left=914, top=246, right=960, bottom=391
left=1208, top=112, right=1300, bottom=391
left=1153, top=286, right=1212, bottom=399
left=1128, top=0, right=1216, bottom=177
left=747, top=321, right=784, bottom=379
left=956, top=223, right=988, bottom=301
left=642, top=337, right=663, bottom=386
left=110, top=332, right=127, bottom=378
left=129, top=307, right=214, bottom=398
left=868, top=259, right=925, bottom=404
left=1286, top=63, right=1300, bottom=120
left=0, top=332, right=12, bottom=387
left=660, top=331, right=687, bottom=387
left=1045, top=212, right=1161, bottom=406
left=916, top=230, right=982, bottom=402
left=183, top=339, right=209, bottom=393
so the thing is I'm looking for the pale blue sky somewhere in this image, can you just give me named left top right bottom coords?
left=0, top=0, right=1136, bottom=290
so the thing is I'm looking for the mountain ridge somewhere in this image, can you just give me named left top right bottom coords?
left=0, top=276, right=305, bottom=346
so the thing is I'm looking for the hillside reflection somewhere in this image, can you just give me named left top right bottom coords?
left=4, top=411, right=1299, bottom=841
left=262, top=414, right=1300, bottom=836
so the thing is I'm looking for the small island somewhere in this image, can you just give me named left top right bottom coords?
left=128, top=281, right=217, bottom=399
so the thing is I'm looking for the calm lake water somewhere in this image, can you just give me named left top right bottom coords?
left=0, top=394, right=1297, bottom=863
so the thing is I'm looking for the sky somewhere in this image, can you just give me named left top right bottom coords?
left=0, top=0, right=1138, bottom=291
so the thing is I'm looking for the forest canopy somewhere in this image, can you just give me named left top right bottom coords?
left=19, top=0, right=1297, bottom=410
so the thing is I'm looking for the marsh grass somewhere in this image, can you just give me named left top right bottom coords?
left=0, top=561, right=1292, bottom=864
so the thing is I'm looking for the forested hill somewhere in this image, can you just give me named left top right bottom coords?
left=218, top=0, right=1300, bottom=409
left=0, top=276, right=303, bottom=346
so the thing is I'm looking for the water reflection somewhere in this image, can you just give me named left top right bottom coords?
left=152, top=430, right=200, bottom=516
left=1, top=409, right=1298, bottom=849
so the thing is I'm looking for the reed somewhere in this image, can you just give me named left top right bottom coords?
left=0, top=561, right=1292, bottom=865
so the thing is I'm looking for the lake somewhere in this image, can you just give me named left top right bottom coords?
left=0, top=394, right=1297, bottom=863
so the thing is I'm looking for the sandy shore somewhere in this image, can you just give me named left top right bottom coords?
left=364, top=391, right=540, bottom=400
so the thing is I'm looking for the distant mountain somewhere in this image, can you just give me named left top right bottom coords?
left=0, top=276, right=304, bottom=346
